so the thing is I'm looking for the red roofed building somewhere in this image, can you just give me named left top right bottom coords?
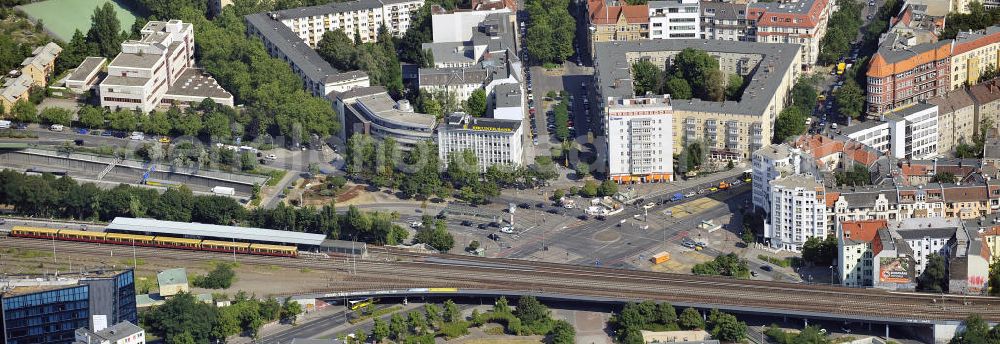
left=587, top=0, right=649, bottom=44
left=747, top=0, right=833, bottom=70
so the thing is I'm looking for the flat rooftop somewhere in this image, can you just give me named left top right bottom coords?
left=165, top=68, right=234, bottom=100
left=102, top=75, right=151, bottom=87
left=356, top=92, right=437, bottom=128
left=107, top=217, right=326, bottom=246
left=594, top=39, right=800, bottom=116
left=109, top=52, right=161, bottom=69
left=444, top=113, right=521, bottom=132
left=271, top=0, right=382, bottom=19
left=66, top=57, right=106, bottom=82
left=1, top=270, right=131, bottom=297
left=494, top=83, right=521, bottom=108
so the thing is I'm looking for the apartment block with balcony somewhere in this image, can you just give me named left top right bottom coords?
left=949, top=26, right=1000, bottom=90
left=606, top=95, right=674, bottom=183
left=699, top=1, right=750, bottom=41
left=747, top=0, right=833, bottom=69
left=927, top=88, right=976, bottom=156
left=766, top=173, right=827, bottom=251
left=594, top=39, right=800, bottom=163
left=268, top=0, right=424, bottom=46
left=648, top=0, right=699, bottom=40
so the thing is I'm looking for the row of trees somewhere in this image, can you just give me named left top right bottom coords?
left=612, top=302, right=747, bottom=343
left=764, top=325, right=831, bottom=344
left=631, top=49, right=735, bottom=102
left=956, top=118, right=994, bottom=159
left=345, top=136, right=558, bottom=202
left=142, top=291, right=302, bottom=343
left=773, top=76, right=818, bottom=143
left=801, top=236, right=837, bottom=266
left=941, top=1, right=1000, bottom=40
left=525, top=0, right=576, bottom=65
left=816, top=0, right=863, bottom=65
left=0, top=170, right=411, bottom=244
left=316, top=27, right=404, bottom=96
left=552, top=97, right=571, bottom=141
left=691, top=253, right=751, bottom=279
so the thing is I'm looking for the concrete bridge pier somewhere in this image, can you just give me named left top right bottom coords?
left=933, top=323, right=959, bottom=343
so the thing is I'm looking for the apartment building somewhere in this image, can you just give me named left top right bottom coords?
left=747, top=0, right=833, bottom=69
left=73, top=321, right=145, bottom=344
left=838, top=103, right=938, bottom=160
left=1, top=42, right=61, bottom=114
left=766, top=173, right=827, bottom=251
left=268, top=0, right=424, bottom=46
left=97, top=20, right=234, bottom=113
left=838, top=218, right=990, bottom=294
left=699, top=1, right=751, bottom=41
left=246, top=13, right=372, bottom=99
left=1, top=270, right=137, bottom=344
left=587, top=0, right=650, bottom=44
left=866, top=26, right=1000, bottom=115
left=648, top=0, right=699, bottom=40
left=950, top=27, right=1000, bottom=90
left=594, top=39, right=800, bottom=161
left=928, top=88, right=976, bottom=156
left=418, top=12, right=521, bottom=104
left=19, top=42, right=61, bottom=88
left=606, top=95, right=675, bottom=183
left=438, top=113, right=524, bottom=172
left=967, top=79, right=1000, bottom=133
left=751, top=143, right=813, bottom=214
left=430, top=5, right=512, bottom=43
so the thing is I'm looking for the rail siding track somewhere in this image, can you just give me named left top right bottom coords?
left=3, top=237, right=998, bottom=322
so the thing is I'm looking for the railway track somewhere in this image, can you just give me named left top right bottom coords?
left=3, top=237, right=998, bottom=322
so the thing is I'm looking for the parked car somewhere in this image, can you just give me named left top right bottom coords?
left=76, top=128, right=89, bottom=135
left=130, top=132, right=144, bottom=140
left=49, top=124, right=64, bottom=132
left=13, top=122, right=28, bottom=130
left=761, top=265, right=773, bottom=272
left=500, top=226, right=514, bottom=233
left=518, top=203, right=531, bottom=209
left=477, top=223, right=488, bottom=229
left=460, top=220, right=473, bottom=226
left=159, top=137, right=171, bottom=143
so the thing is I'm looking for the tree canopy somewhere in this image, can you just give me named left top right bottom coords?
left=525, top=0, right=575, bottom=65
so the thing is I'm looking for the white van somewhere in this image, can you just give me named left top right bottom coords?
left=49, top=124, right=64, bottom=132
left=0, top=120, right=10, bottom=129
left=831, top=123, right=838, bottom=130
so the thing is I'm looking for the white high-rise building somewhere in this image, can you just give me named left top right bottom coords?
left=751, top=144, right=802, bottom=215
left=767, top=173, right=827, bottom=251
left=648, top=0, right=699, bottom=40
left=606, top=95, right=674, bottom=183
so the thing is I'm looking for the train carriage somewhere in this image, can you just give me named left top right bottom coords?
left=104, top=233, right=155, bottom=246
left=10, top=226, right=59, bottom=239
left=57, top=229, right=107, bottom=243
left=201, top=240, right=251, bottom=254
left=248, top=243, right=298, bottom=257
left=152, top=236, right=202, bottom=249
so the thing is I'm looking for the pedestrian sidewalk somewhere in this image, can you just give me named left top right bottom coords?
left=229, top=305, right=345, bottom=344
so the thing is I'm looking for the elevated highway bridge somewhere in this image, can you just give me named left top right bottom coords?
left=0, top=236, right=992, bottom=342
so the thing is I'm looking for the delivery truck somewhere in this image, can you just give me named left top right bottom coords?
left=650, top=252, right=671, bottom=264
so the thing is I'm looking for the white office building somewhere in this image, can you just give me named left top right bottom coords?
left=606, top=95, right=674, bottom=183
left=267, top=0, right=424, bottom=46
left=842, top=120, right=893, bottom=155
left=438, top=113, right=524, bottom=172
left=98, top=20, right=233, bottom=112
left=885, top=103, right=939, bottom=160
left=648, top=0, right=700, bottom=40
left=766, top=173, right=827, bottom=251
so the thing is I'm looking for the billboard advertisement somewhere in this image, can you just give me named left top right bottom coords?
left=879, top=257, right=911, bottom=283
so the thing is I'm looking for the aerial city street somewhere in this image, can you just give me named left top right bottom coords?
left=3, top=0, right=1000, bottom=343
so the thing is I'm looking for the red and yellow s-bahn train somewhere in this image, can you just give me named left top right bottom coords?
left=9, top=226, right=299, bottom=258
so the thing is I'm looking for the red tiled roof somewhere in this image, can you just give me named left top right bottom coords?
left=748, top=0, right=830, bottom=29
left=826, top=192, right=840, bottom=208
left=588, top=0, right=648, bottom=25
left=901, top=164, right=930, bottom=177
left=841, top=219, right=888, bottom=243
left=942, top=186, right=989, bottom=202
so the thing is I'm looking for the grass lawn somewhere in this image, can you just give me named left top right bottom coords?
left=17, top=0, right=137, bottom=42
